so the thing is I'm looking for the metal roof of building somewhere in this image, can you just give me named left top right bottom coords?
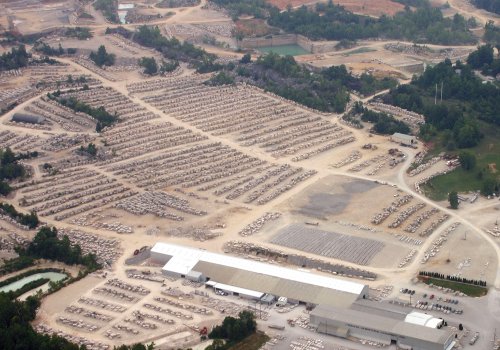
left=152, top=242, right=366, bottom=295
left=211, top=282, right=264, bottom=298
left=392, top=132, right=415, bottom=141
left=152, top=242, right=367, bottom=306
left=405, top=311, right=443, bottom=328
left=311, top=304, right=453, bottom=345
left=11, top=113, right=45, bottom=124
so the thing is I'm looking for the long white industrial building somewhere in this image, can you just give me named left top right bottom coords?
left=151, top=242, right=369, bottom=307
left=151, top=242, right=455, bottom=350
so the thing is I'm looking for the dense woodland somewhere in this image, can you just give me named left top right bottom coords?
left=382, top=51, right=500, bottom=148
left=0, top=45, right=30, bottom=71
left=467, top=44, right=500, bottom=77
left=484, top=21, right=500, bottom=45
left=213, top=0, right=475, bottom=45
left=472, top=0, right=500, bottom=14
left=270, top=3, right=475, bottom=45
left=231, top=53, right=396, bottom=112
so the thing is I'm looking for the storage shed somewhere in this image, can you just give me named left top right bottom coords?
left=391, top=132, right=416, bottom=146
left=11, top=113, right=45, bottom=124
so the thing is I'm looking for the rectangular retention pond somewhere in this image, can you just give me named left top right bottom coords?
left=257, top=44, right=309, bottom=56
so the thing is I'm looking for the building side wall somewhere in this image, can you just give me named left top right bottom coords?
left=150, top=251, right=171, bottom=265
left=311, top=314, right=392, bottom=344
left=239, top=34, right=298, bottom=49
left=311, top=312, right=449, bottom=350
left=398, top=337, right=445, bottom=350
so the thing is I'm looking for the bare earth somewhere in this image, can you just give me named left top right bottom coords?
left=0, top=0, right=499, bottom=349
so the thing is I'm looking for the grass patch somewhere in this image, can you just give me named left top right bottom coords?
left=422, top=122, right=500, bottom=200
left=421, top=277, right=487, bottom=297
left=228, top=332, right=270, bottom=350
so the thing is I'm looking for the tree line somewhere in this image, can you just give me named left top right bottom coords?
left=64, top=27, right=92, bottom=40
left=132, top=26, right=220, bottom=73
left=419, top=271, right=487, bottom=287
left=33, top=41, right=77, bottom=56
left=213, top=0, right=475, bottom=45
left=0, top=203, right=39, bottom=229
left=472, top=0, right=500, bottom=14
left=48, top=93, right=118, bottom=132
left=268, top=3, right=475, bottom=45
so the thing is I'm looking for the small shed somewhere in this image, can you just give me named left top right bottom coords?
left=186, top=270, right=205, bottom=282
left=11, top=113, right=45, bottom=124
left=391, top=133, right=416, bottom=146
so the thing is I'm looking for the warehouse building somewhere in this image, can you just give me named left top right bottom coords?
left=151, top=243, right=455, bottom=350
left=150, top=242, right=369, bottom=307
left=310, top=303, right=455, bottom=350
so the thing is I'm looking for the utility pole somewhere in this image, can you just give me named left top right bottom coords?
left=440, top=81, right=443, bottom=102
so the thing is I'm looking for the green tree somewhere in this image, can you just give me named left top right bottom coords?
left=89, top=45, right=115, bottom=67
left=240, top=53, right=251, bottom=64
left=138, top=57, right=158, bottom=75
left=459, top=151, right=476, bottom=170
left=448, top=191, right=459, bottom=209
left=481, top=177, right=497, bottom=196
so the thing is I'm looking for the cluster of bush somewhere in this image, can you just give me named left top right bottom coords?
left=0, top=148, right=34, bottom=196
left=48, top=93, right=118, bottom=132
left=0, top=203, right=39, bottom=229
left=0, top=45, right=29, bottom=71
left=207, top=311, right=257, bottom=349
left=419, top=271, right=487, bottom=287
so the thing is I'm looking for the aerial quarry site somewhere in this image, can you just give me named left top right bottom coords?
left=0, top=0, right=500, bottom=349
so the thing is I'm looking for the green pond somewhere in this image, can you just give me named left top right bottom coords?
left=0, top=272, right=67, bottom=293
left=257, top=44, right=310, bottom=56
